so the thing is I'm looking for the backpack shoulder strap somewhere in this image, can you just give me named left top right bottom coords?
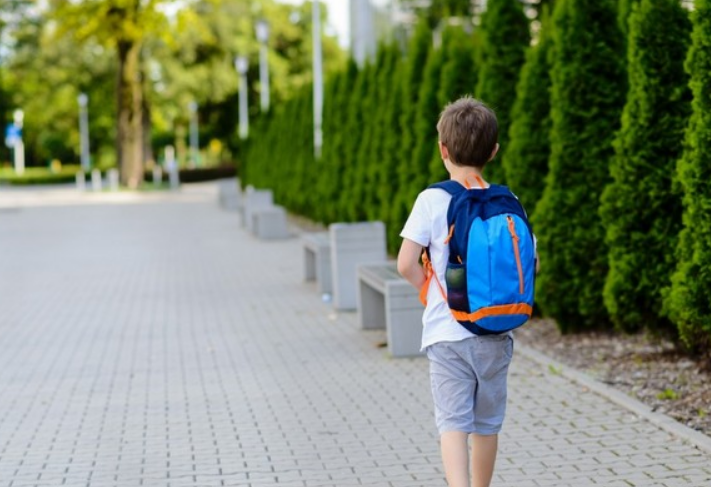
left=427, top=180, right=467, bottom=196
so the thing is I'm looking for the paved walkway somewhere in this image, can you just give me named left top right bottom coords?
left=0, top=182, right=709, bottom=487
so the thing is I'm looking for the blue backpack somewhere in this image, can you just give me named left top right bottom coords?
left=421, top=179, right=536, bottom=335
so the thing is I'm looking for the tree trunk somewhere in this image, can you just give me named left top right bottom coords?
left=116, top=40, right=144, bottom=188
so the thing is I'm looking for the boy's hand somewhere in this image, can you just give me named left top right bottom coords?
left=397, top=238, right=426, bottom=290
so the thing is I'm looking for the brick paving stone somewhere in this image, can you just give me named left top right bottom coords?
left=0, top=184, right=710, bottom=487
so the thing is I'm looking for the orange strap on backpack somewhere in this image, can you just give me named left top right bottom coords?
left=420, top=175, right=484, bottom=307
left=419, top=250, right=449, bottom=307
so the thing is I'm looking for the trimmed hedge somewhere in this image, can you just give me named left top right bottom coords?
left=665, top=0, right=711, bottom=349
left=532, top=0, right=626, bottom=332
left=171, top=165, right=237, bottom=183
left=0, top=165, right=82, bottom=185
left=599, top=0, right=691, bottom=334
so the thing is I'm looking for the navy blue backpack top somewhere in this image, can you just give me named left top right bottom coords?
left=420, top=178, right=536, bottom=335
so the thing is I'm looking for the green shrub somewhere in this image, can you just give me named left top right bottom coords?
left=474, top=0, right=529, bottom=185
left=600, top=0, right=691, bottom=334
left=532, top=0, right=626, bottom=332
left=664, top=0, right=711, bottom=349
left=503, top=7, right=553, bottom=212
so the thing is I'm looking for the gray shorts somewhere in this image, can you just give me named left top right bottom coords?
left=426, top=334, right=514, bottom=435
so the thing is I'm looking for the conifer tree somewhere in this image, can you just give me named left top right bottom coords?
left=600, top=0, right=691, bottom=334
left=354, top=44, right=390, bottom=222
left=427, top=0, right=473, bottom=25
left=617, top=0, right=640, bottom=38
left=410, top=40, right=445, bottom=204
left=388, top=21, right=433, bottom=251
left=504, top=7, right=553, bottom=212
left=429, top=25, right=478, bottom=183
left=339, top=61, right=371, bottom=221
left=474, top=0, right=529, bottom=184
left=291, top=85, right=314, bottom=215
left=321, top=59, right=359, bottom=223
left=377, top=50, right=405, bottom=253
left=665, top=0, right=711, bottom=348
left=366, top=42, right=401, bottom=222
left=532, top=0, right=626, bottom=332
left=272, top=96, right=299, bottom=207
left=313, top=70, right=343, bottom=223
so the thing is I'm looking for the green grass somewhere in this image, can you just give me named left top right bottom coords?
left=656, top=388, right=680, bottom=401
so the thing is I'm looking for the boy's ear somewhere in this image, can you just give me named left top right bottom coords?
left=438, top=141, right=449, bottom=161
left=488, top=143, right=500, bottom=162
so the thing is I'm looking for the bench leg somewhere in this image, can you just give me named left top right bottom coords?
left=304, top=248, right=316, bottom=281
left=316, top=251, right=332, bottom=294
left=358, top=281, right=386, bottom=330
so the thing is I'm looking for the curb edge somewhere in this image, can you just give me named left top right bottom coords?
left=515, top=343, right=711, bottom=456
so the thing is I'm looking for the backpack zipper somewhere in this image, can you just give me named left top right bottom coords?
left=507, top=216, right=524, bottom=294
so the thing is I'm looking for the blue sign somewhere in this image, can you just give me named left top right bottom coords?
left=5, top=123, right=21, bottom=148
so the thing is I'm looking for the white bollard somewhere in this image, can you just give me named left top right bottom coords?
left=108, top=169, right=119, bottom=191
left=91, top=169, right=102, bottom=192
left=153, top=166, right=163, bottom=186
left=169, top=167, right=179, bottom=190
left=165, top=146, right=179, bottom=191
left=76, top=172, right=86, bottom=192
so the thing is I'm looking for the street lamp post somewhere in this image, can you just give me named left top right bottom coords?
left=188, top=101, right=200, bottom=167
left=255, top=19, right=270, bottom=112
left=77, top=93, right=90, bottom=172
left=235, top=56, right=249, bottom=140
left=312, top=0, right=323, bottom=159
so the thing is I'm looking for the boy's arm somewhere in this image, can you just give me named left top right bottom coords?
left=397, top=238, right=426, bottom=290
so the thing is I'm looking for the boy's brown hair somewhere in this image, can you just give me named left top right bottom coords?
left=436, top=96, right=498, bottom=168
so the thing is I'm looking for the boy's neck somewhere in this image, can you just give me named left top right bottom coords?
left=448, top=163, right=488, bottom=189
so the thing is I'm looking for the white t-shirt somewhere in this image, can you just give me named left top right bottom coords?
left=400, top=187, right=475, bottom=350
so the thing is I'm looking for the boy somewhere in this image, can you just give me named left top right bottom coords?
left=397, top=97, right=517, bottom=487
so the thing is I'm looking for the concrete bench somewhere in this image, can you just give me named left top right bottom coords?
left=329, top=221, right=387, bottom=311
left=357, top=262, right=424, bottom=358
left=302, top=231, right=332, bottom=295
left=251, top=205, right=289, bottom=240
left=241, top=187, right=273, bottom=231
left=218, top=178, right=242, bottom=210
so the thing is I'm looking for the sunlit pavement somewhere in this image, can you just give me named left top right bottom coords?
left=1, top=182, right=709, bottom=487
